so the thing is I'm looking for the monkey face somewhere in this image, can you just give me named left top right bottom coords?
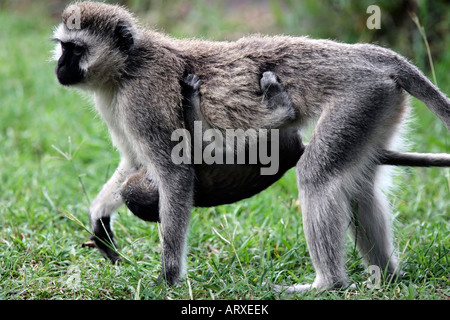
left=52, top=28, right=131, bottom=88
left=55, top=41, right=86, bottom=85
left=52, top=2, right=137, bottom=88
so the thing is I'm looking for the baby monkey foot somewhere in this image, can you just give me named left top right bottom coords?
left=260, top=71, right=296, bottom=121
left=260, top=71, right=280, bottom=93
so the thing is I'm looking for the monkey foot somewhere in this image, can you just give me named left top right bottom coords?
left=82, top=239, right=121, bottom=263
left=269, top=283, right=313, bottom=294
left=264, top=281, right=356, bottom=294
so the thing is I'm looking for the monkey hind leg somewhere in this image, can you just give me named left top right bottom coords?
left=258, top=71, right=296, bottom=128
left=299, top=177, right=352, bottom=291
left=281, top=88, right=406, bottom=293
left=271, top=165, right=358, bottom=293
left=351, top=168, right=402, bottom=280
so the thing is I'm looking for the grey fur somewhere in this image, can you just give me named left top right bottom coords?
left=52, top=2, right=449, bottom=290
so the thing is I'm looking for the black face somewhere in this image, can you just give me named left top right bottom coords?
left=56, top=42, right=86, bottom=85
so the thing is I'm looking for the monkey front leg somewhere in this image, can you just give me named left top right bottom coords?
left=154, top=164, right=195, bottom=285
left=89, top=158, right=136, bottom=262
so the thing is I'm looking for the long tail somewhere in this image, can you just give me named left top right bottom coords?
left=393, top=57, right=450, bottom=129
left=303, top=141, right=450, bottom=167
left=379, top=150, right=450, bottom=167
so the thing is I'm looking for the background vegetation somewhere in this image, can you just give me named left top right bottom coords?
left=0, top=0, right=448, bottom=300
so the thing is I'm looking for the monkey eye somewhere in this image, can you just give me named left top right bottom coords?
left=60, top=42, right=85, bottom=56
left=73, top=44, right=85, bottom=56
left=60, top=42, right=68, bottom=53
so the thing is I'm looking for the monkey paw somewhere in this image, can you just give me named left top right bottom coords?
left=184, top=73, right=202, bottom=91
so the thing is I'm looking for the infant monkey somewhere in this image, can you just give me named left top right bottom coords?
left=120, top=71, right=300, bottom=223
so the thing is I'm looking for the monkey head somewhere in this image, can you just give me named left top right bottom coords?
left=52, top=2, right=137, bottom=87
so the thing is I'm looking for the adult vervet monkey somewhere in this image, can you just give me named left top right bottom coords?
left=53, top=2, right=450, bottom=290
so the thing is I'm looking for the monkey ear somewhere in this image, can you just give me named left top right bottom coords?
left=114, top=21, right=134, bottom=51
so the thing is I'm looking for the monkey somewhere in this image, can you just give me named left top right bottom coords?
left=53, top=2, right=449, bottom=290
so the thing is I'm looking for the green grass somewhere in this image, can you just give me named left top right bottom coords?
left=0, top=5, right=448, bottom=300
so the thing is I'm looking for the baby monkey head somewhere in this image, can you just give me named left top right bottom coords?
left=52, top=2, right=138, bottom=87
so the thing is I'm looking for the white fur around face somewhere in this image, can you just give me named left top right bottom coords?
left=51, top=42, right=63, bottom=62
left=52, top=23, right=92, bottom=46
left=52, top=24, right=102, bottom=73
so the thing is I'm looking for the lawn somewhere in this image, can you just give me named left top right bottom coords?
left=0, top=2, right=448, bottom=300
